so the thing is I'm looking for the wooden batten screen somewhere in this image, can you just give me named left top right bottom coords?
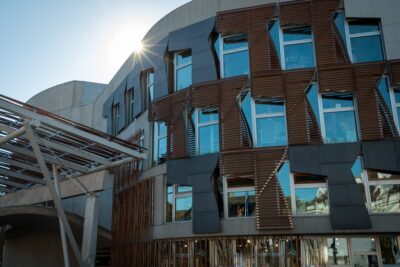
left=391, top=60, right=400, bottom=85
left=112, top=163, right=154, bottom=267
left=280, top=0, right=312, bottom=26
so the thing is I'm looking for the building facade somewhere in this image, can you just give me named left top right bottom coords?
left=24, top=0, right=400, bottom=266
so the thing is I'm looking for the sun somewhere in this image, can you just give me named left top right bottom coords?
left=132, top=39, right=143, bottom=53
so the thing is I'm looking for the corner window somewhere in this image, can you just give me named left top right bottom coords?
left=293, top=174, right=329, bottom=215
left=225, top=177, right=255, bottom=218
left=192, top=108, right=219, bottom=155
left=282, top=26, right=315, bottom=70
left=221, top=34, right=249, bottom=78
left=166, top=184, right=192, bottom=222
left=175, top=51, right=192, bottom=91
left=111, top=104, right=120, bottom=135
left=254, top=99, right=287, bottom=147
left=320, top=93, right=358, bottom=143
left=153, top=121, right=167, bottom=165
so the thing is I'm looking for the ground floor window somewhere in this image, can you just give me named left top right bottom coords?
left=166, top=183, right=193, bottom=222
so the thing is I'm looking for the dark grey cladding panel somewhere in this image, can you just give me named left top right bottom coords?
left=289, top=143, right=371, bottom=230
left=114, top=79, right=127, bottom=133
left=168, top=17, right=217, bottom=86
left=288, top=145, right=321, bottom=174
left=362, top=141, right=398, bottom=172
left=102, top=95, right=114, bottom=134
left=167, top=153, right=221, bottom=234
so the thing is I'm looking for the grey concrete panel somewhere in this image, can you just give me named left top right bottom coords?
left=193, top=192, right=219, bottom=213
left=133, top=85, right=142, bottom=118
left=288, top=145, right=321, bottom=175
left=102, top=95, right=114, bottom=134
left=113, top=79, right=127, bottom=132
left=362, top=141, right=398, bottom=172
left=192, top=211, right=221, bottom=234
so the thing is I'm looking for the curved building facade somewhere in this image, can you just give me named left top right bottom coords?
left=23, top=0, right=400, bottom=266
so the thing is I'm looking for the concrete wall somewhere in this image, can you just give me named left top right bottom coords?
left=3, top=231, right=78, bottom=267
left=344, top=0, right=400, bottom=60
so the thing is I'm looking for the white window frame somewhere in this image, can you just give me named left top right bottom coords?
left=223, top=176, right=256, bottom=219
left=174, top=51, right=192, bottom=91
left=153, top=121, right=167, bottom=165
left=112, top=104, right=120, bottom=135
left=250, top=98, right=287, bottom=147
left=219, top=34, right=249, bottom=79
left=166, top=184, right=193, bottom=223
left=193, top=109, right=219, bottom=155
left=317, top=92, right=360, bottom=143
left=147, top=70, right=154, bottom=102
left=342, top=16, right=385, bottom=63
left=291, top=174, right=329, bottom=216
left=279, top=25, right=315, bottom=70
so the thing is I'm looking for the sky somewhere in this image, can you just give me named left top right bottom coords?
left=0, top=0, right=191, bottom=102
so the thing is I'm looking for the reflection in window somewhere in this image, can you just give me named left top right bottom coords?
left=302, top=239, right=327, bottom=267
left=257, top=238, right=299, bottom=267
left=175, top=51, right=192, bottom=91
left=192, top=109, right=219, bottom=155
left=255, top=99, right=287, bottom=147
left=328, top=238, right=350, bottom=265
left=369, top=184, right=400, bottom=213
left=226, top=178, right=256, bottom=218
left=277, top=161, right=292, bottom=211
left=153, top=121, right=167, bottom=165
left=379, top=236, right=400, bottom=266
left=166, top=184, right=192, bottom=222
left=294, top=174, right=329, bottom=215
left=282, top=27, right=315, bottom=70
left=348, top=20, right=384, bottom=63
left=322, top=93, right=358, bottom=143
left=222, top=35, right=249, bottom=78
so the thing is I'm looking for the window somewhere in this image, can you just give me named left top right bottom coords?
left=253, top=99, right=287, bottom=147
left=367, top=171, right=400, bottom=213
left=351, top=237, right=380, bottom=266
left=153, top=121, right=167, bottom=165
left=175, top=51, right=192, bottom=91
left=192, top=109, right=219, bottom=155
left=220, top=34, right=249, bottom=78
left=293, top=174, right=329, bottom=215
left=111, top=104, right=120, bottom=135
left=166, top=184, right=192, bottom=222
left=147, top=70, right=154, bottom=102
left=335, top=12, right=384, bottom=63
left=379, top=76, right=400, bottom=131
left=225, top=177, right=255, bottom=218
left=125, top=89, right=134, bottom=124
left=320, top=93, right=358, bottom=143
left=277, top=161, right=292, bottom=211
left=268, top=22, right=315, bottom=70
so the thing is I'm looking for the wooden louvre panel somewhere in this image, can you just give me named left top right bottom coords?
left=220, top=76, right=249, bottom=151
left=280, top=0, right=312, bottom=26
left=284, top=70, right=315, bottom=145
left=252, top=71, right=284, bottom=98
left=318, top=66, right=354, bottom=92
left=148, top=96, right=170, bottom=121
left=191, top=80, right=220, bottom=108
left=354, top=63, right=386, bottom=141
left=220, top=149, right=254, bottom=177
left=312, top=0, right=345, bottom=66
left=248, top=6, right=275, bottom=77
left=216, top=9, right=248, bottom=36
left=391, top=60, right=400, bottom=85
left=255, top=147, right=292, bottom=230
left=305, top=98, right=323, bottom=144
left=375, top=87, right=399, bottom=139
left=168, top=90, right=189, bottom=159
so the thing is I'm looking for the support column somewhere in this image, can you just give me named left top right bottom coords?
left=81, top=195, right=99, bottom=267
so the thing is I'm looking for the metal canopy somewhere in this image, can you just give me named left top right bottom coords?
left=0, top=94, right=146, bottom=194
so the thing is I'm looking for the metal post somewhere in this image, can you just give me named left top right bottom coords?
left=24, top=122, right=85, bottom=267
left=81, top=195, right=99, bottom=267
left=53, top=164, right=71, bottom=267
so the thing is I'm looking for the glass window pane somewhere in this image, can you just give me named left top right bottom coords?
left=368, top=171, right=400, bottom=181
left=268, top=20, right=281, bottom=61
left=322, top=94, right=354, bottom=109
left=159, top=122, right=167, bottom=137
left=256, top=116, right=287, bottom=147
left=353, top=255, right=379, bottom=267
left=175, top=196, right=192, bottom=221
left=176, top=185, right=192, bottom=193
left=241, top=92, right=253, bottom=138
left=284, top=42, right=315, bottom=70
left=148, top=72, right=154, bottom=86
left=394, top=90, right=400, bottom=103
left=255, top=100, right=284, bottom=115
left=334, top=13, right=347, bottom=47
left=351, top=35, right=384, bottom=63
left=295, top=188, right=329, bottom=215
left=224, top=50, right=249, bottom=78
left=370, top=184, right=400, bottom=213
left=351, top=238, right=377, bottom=253
left=303, top=239, right=327, bottom=267
left=327, top=238, right=350, bottom=265
left=176, top=52, right=192, bottom=67
left=199, top=124, right=220, bottom=155
left=277, top=162, right=292, bottom=211
left=199, top=110, right=218, bottom=124
left=176, top=64, right=192, bottom=91
left=223, top=34, right=248, bottom=51
left=324, top=111, right=358, bottom=143
left=378, top=78, right=392, bottom=110
left=352, top=158, right=363, bottom=183
left=283, top=27, right=312, bottom=42
left=379, top=235, right=400, bottom=265
left=227, top=190, right=256, bottom=217
left=349, top=22, right=380, bottom=34
left=166, top=192, right=173, bottom=222
left=306, top=84, right=320, bottom=125
left=158, top=137, right=167, bottom=159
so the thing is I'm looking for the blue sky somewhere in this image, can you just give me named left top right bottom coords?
left=0, top=0, right=190, bottom=102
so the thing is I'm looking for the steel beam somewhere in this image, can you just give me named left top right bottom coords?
left=25, top=122, right=85, bottom=267
left=0, top=178, right=29, bottom=189
left=0, top=156, right=42, bottom=173
left=0, top=168, right=45, bottom=185
left=0, top=126, right=26, bottom=146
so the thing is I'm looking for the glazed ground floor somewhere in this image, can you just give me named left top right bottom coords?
left=156, top=235, right=400, bottom=267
